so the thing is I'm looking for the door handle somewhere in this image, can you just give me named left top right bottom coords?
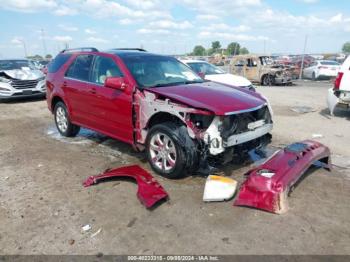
left=89, top=88, right=96, bottom=94
left=62, top=81, right=67, bottom=88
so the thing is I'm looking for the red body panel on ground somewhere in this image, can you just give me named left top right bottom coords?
left=83, top=165, right=169, bottom=208
left=234, top=140, right=331, bottom=214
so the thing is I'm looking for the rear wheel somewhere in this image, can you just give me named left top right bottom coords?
left=146, top=122, right=197, bottom=179
left=54, top=102, right=80, bottom=137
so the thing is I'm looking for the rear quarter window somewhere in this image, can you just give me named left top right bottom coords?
left=48, top=54, right=72, bottom=73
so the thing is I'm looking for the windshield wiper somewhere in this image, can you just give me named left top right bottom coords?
left=151, top=82, right=188, bottom=88
left=182, top=80, right=204, bottom=84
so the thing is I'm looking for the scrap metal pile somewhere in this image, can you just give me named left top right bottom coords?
left=83, top=140, right=331, bottom=215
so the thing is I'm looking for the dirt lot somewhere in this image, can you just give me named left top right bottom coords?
left=0, top=80, right=349, bottom=255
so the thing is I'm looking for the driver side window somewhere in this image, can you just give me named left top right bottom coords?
left=91, top=56, right=123, bottom=85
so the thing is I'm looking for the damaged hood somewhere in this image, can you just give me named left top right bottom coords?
left=0, top=69, right=44, bottom=80
left=145, top=82, right=266, bottom=115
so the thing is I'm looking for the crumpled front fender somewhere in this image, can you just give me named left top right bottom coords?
left=83, top=165, right=169, bottom=208
left=234, top=140, right=331, bottom=214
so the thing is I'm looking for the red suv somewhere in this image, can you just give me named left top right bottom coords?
left=46, top=48, right=273, bottom=178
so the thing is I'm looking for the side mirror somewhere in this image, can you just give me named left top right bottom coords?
left=104, top=77, right=126, bottom=90
left=198, top=72, right=205, bottom=79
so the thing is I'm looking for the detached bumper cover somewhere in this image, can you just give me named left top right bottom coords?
left=83, top=165, right=169, bottom=208
left=234, top=140, right=331, bottom=214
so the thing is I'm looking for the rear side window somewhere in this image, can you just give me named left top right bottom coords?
left=48, top=54, right=71, bottom=73
left=65, top=55, right=94, bottom=81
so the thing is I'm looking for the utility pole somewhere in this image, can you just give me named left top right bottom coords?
left=263, top=39, right=266, bottom=54
left=20, top=39, right=28, bottom=58
left=299, top=35, right=308, bottom=80
left=41, top=29, right=47, bottom=58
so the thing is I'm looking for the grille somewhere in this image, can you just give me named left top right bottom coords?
left=221, top=106, right=272, bottom=139
left=10, top=79, right=39, bottom=90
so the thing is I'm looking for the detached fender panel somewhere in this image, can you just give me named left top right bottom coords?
left=83, top=165, right=169, bottom=208
left=234, top=140, right=331, bottom=214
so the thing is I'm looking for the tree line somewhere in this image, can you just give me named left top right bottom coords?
left=191, top=41, right=249, bottom=56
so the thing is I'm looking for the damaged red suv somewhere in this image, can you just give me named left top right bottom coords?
left=46, top=48, right=273, bottom=178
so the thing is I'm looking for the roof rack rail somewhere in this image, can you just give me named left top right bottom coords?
left=110, top=48, right=147, bottom=52
left=61, top=47, right=98, bottom=53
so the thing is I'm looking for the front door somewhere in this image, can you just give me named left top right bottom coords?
left=87, top=54, right=134, bottom=144
left=245, top=58, right=259, bottom=81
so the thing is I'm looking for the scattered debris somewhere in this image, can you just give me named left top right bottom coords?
left=127, top=218, right=137, bottom=228
left=83, top=165, right=169, bottom=208
left=234, top=140, right=331, bottom=214
left=290, top=106, right=316, bottom=114
left=90, top=228, right=102, bottom=238
left=37, top=164, right=43, bottom=168
left=68, top=239, right=75, bottom=245
left=4, top=176, right=9, bottom=180
left=312, top=134, right=324, bottom=138
left=203, top=175, right=237, bottom=202
left=82, top=224, right=91, bottom=232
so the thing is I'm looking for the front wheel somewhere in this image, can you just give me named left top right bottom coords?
left=146, top=122, right=198, bottom=179
left=262, top=75, right=275, bottom=86
left=54, top=102, right=80, bottom=137
left=312, top=72, right=317, bottom=81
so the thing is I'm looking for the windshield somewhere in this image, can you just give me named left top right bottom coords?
left=120, top=54, right=203, bottom=88
left=187, top=62, right=225, bottom=75
left=0, top=60, right=36, bottom=71
left=260, top=56, right=273, bottom=66
left=320, top=61, right=340, bottom=66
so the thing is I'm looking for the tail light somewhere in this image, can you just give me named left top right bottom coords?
left=334, top=72, right=344, bottom=90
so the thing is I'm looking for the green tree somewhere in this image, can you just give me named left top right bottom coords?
left=45, top=54, right=53, bottom=60
left=211, top=41, right=221, bottom=53
left=226, top=42, right=241, bottom=55
left=342, top=42, right=350, bottom=53
left=192, top=45, right=206, bottom=56
left=239, top=47, right=249, bottom=55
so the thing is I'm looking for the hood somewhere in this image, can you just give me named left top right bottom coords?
left=144, top=82, right=266, bottom=115
left=205, top=73, right=252, bottom=87
left=0, top=69, right=44, bottom=80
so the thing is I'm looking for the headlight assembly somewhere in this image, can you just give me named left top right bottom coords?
left=0, top=77, right=10, bottom=83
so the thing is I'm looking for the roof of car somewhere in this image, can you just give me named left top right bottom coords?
left=0, top=58, right=29, bottom=61
left=180, top=59, right=208, bottom=63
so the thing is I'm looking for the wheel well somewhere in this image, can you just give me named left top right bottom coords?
left=261, top=74, right=274, bottom=84
left=147, top=112, right=184, bottom=128
left=51, top=96, right=64, bottom=111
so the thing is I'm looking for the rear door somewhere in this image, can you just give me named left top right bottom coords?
left=340, top=57, right=350, bottom=91
left=87, top=54, right=134, bottom=143
left=63, top=54, right=95, bottom=126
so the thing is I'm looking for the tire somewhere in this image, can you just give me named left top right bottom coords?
left=54, top=101, right=80, bottom=137
left=312, top=72, right=317, bottom=81
left=146, top=122, right=198, bottom=179
left=262, top=74, right=274, bottom=86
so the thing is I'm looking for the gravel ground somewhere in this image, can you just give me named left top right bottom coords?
left=0, top=80, right=349, bottom=255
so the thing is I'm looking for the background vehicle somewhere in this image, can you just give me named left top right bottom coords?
left=46, top=48, right=273, bottom=179
left=181, top=59, right=256, bottom=91
left=303, top=60, right=340, bottom=80
left=0, top=59, right=46, bottom=100
left=230, top=55, right=292, bottom=86
left=327, top=56, right=350, bottom=115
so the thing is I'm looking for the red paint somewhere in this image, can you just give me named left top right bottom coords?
left=83, top=165, right=168, bottom=208
left=145, top=82, right=266, bottom=115
left=334, top=72, right=343, bottom=90
left=234, top=140, right=331, bottom=214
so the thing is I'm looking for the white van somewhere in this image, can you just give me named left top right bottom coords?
left=327, top=55, right=350, bottom=115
